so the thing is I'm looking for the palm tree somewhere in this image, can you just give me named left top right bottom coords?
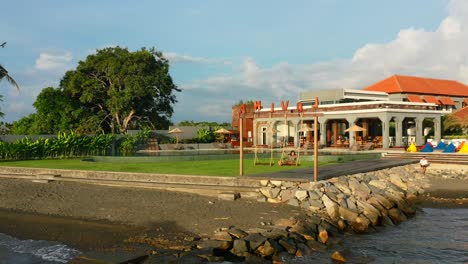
left=1, top=41, right=20, bottom=90
left=0, top=64, right=20, bottom=90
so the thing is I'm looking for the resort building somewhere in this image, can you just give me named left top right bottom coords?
left=232, top=75, right=468, bottom=149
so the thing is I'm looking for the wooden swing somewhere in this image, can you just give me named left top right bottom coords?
left=278, top=147, right=301, bottom=166
left=254, top=144, right=274, bottom=166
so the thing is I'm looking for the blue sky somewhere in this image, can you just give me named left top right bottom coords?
left=2, top=0, right=468, bottom=125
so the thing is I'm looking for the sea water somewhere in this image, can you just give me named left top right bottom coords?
left=0, top=232, right=81, bottom=264
left=289, top=207, right=468, bottom=264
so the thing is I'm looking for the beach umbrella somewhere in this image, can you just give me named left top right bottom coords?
left=214, top=128, right=232, bottom=134
left=214, top=127, right=232, bottom=142
left=168, top=127, right=183, bottom=144
left=344, top=124, right=367, bottom=132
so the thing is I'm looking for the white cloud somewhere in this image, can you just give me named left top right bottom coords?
left=163, top=52, right=232, bottom=65
left=35, top=52, right=73, bottom=71
left=175, top=0, right=468, bottom=123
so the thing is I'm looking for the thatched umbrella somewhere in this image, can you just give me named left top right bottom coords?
left=345, top=124, right=367, bottom=144
left=168, top=127, right=183, bottom=144
left=214, top=128, right=232, bottom=142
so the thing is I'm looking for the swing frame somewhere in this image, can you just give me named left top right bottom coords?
left=253, top=144, right=275, bottom=166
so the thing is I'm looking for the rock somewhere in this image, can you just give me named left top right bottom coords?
left=295, top=190, right=309, bottom=201
left=244, top=233, right=267, bottom=251
left=366, top=196, right=386, bottom=213
left=389, top=174, right=408, bottom=190
left=381, top=215, right=395, bottom=226
left=267, top=198, right=282, bottom=203
left=260, top=180, right=269, bottom=186
left=349, top=180, right=371, bottom=200
left=256, top=240, right=276, bottom=257
left=346, top=196, right=358, bottom=211
left=308, top=200, right=324, bottom=211
left=306, top=239, right=327, bottom=251
left=350, top=216, right=370, bottom=233
left=278, top=238, right=297, bottom=255
left=231, top=239, right=249, bottom=255
left=337, top=219, right=347, bottom=231
left=356, top=200, right=381, bottom=226
left=257, top=196, right=267, bottom=203
left=261, top=228, right=289, bottom=240
left=260, top=187, right=280, bottom=199
left=287, top=198, right=300, bottom=207
left=338, top=206, right=359, bottom=223
left=333, top=182, right=352, bottom=195
left=318, top=228, right=328, bottom=244
left=282, top=181, right=296, bottom=188
left=197, top=239, right=231, bottom=250
left=322, top=194, right=340, bottom=219
left=396, top=199, right=416, bottom=215
left=279, top=189, right=295, bottom=202
left=388, top=208, right=403, bottom=224
left=244, top=254, right=270, bottom=264
left=295, top=242, right=315, bottom=256
left=228, top=228, right=248, bottom=239
left=308, top=215, right=322, bottom=225
left=289, top=223, right=316, bottom=241
left=368, top=180, right=387, bottom=190
left=372, top=194, right=394, bottom=209
left=270, top=180, right=283, bottom=187
left=213, top=231, right=233, bottom=241
left=331, top=251, right=346, bottom=263
left=308, top=190, right=321, bottom=200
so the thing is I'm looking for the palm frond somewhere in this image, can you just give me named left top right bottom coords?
left=0, top=64, right=20, bottom=91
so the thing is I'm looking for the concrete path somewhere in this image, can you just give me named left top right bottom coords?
left=247, top=159, right=417, bottom=182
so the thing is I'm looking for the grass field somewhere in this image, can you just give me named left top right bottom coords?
left=0, top=158, right=332, bottom=177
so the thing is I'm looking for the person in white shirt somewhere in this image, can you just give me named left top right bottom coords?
left=419, top=156, right=430, bottom=174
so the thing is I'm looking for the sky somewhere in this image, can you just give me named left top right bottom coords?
left=2, top=0, right=468, bottom=125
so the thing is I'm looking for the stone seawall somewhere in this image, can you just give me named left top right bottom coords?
left=257, top=165, right=429, bottom=233
left=176, top=165, right=437, bottom=262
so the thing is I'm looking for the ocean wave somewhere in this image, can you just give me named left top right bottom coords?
left=0, top=233, right=81, bottom=263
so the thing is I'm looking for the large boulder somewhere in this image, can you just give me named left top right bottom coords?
left=338, top=206, right=359, bottom=223
left=259, top=187, right=281, bottom=199
left=348, top=178, right=371, bottom=200
left=389, top=174, right=408, bottom=191
left=349, top=215, right=371, bottom=233
left=356, top=200, right=381, bottom=226
left=333, top=181, right=352, bottom=195
left=322, top=194, right=340, bottom=219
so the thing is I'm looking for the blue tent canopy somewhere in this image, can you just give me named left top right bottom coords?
left=443, top=143, right=456, bottom=153
left=420, top=142, right=433, bottom=152
left=434, top=141, right=446, bottom=150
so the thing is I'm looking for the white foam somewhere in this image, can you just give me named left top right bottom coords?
left=0, top=233, right=81, bottom=263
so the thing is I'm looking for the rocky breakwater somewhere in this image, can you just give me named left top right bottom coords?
left=257, top=165, right=430, bottom=234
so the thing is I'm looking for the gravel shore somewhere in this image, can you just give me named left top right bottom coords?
left=0, top=178, right=307, bottom=262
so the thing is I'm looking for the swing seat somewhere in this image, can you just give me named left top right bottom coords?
left=278, top=160, right=300, bottom=166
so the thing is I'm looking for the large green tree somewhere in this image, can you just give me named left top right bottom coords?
left=60, top=46, right=180, bottom=133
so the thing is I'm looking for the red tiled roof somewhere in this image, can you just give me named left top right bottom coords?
left=452, top=106, right=468, bottom=121
left=406, top=95, right=425, bottom=103
left=423, top=95, right=440, bottom=105
left=439, top=96, right=455, bottom=106
left=363, top=75, right=468, bottom=96
left=464, top=98, right=468, bottom=104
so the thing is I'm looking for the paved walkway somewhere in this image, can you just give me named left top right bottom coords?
left=247, top=159, right=418, bottom=182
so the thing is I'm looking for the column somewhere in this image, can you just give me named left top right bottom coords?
left=415, top=117, right=424, bottom=146
left=319, top=119, right=327, bottom=146
left=382, top=118, right=390, bottom=149
left=433, top=116, right=441, bottom=143
left=394, top=117, right=403, bottom=147
left=346, top=117, right=357, bottom=145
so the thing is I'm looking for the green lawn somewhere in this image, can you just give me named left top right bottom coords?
left=0, top=158, right=330, bottom=177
